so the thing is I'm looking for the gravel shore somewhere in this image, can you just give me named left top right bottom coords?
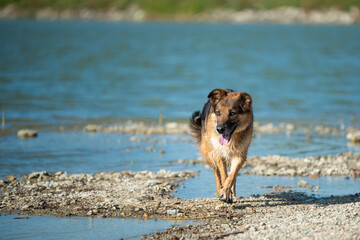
left=1, top=5, right=359, bottom=24
left=1, top=169, right=359, bottom=239
left=245, top=152, right=360, bottom=179
left=0, top=170, right=198, bottom=218
left=149, top=193, right=360, bottom=239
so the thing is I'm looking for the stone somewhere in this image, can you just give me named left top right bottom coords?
left=346, top=129, right=360, bottom=143
left=215, top=204, right=226, bottom=210
left=17, top=129, right=38, bottom=138
left=297, top=180, right=308, bottom=188
left=84, top=124, right=101, bottom=132
left=28, top=171, right=49, bottom=180
left=166, top=209, right=178, bottom=215
left=5, top=175, right=16, bottom=182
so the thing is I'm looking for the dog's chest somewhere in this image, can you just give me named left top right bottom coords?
left=210, top=135, right=232, bottom=159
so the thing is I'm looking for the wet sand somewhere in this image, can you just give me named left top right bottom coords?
left=1, top=167, right=359, bottom=239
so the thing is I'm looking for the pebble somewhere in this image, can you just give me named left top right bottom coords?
left=297, top=180, right=308, bottom=188
left=215, top=204, right=225, bottom=210
left=5, top=175, right=16, bottom=182
left=17, top=129, right=38, bottom=138
left=83, top=124, right=102, bottom=132
left=166, top=209, right=178, bottom=215
left=27, top=171, right=50, bottom=180
left=346, top=128, right=360, bottom=143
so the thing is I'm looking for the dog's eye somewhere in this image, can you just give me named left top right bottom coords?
left=229, top=111, right=236, bottom=117
left=215, top=110, right=221, bottom=116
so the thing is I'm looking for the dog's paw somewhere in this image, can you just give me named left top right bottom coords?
left=219, top=188, right=233, bottom=204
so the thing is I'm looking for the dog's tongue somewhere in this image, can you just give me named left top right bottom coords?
left=219, top=134, right=230, bottom=145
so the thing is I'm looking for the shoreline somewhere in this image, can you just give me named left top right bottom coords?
left=1, top=170, right=359, bottom=239
left=1, top=5, right=359, bottom=24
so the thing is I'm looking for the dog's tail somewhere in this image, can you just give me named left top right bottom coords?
left=190, top=110, right=202, bottom=145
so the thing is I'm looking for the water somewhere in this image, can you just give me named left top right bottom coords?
left=1, top=21, right=360, bottom=127
left=0, top=131, right=358, bottom=176
left=1, top=20, right=360, bottom=239
left=0, top=215, right=193, bottom=240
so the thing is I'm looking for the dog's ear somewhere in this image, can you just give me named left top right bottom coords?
left=239, top=92, right=252, bottom=112
left=208, top=89, right=228, bottom=106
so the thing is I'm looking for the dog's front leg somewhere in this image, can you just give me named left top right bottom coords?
left=215, top=155, right=228, bottom=188
left=219, top=156, right=246, bottom=203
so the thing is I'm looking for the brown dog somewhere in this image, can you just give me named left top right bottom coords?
left=190, top=89, right=253, bottom=203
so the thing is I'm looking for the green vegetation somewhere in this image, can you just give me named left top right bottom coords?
left=1, top=0, right=359, bottom=13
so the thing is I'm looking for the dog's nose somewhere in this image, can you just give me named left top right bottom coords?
left=216, top=125, right=225, bottom=134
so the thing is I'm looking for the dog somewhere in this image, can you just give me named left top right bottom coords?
left=190, top=88, right=253, bottom=203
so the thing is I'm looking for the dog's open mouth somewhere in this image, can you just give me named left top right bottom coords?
left=219, top=134, right=231, bottom=145
left=218, top=125, right=237, bottom=146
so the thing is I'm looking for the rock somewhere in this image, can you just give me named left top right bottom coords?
left=166, top=209, right=178, bottom=215
left=297, top=180, right=308, bottom=188
left=130, top=136, right=138, bottom=142
left=5, top=175, right=16, bottom=182
left=346, top=129, right=360, bottom=143
left=215, top=204, right=226, bottom=210
left=309, top=173, right=319, bottom=179
left=177, top=159, right=185, bottom=164
left=266, top=168, right=275, bottom=176
left=17, top=129, right=38, bottom=138
left=21, top=205, right=31, bottom=210
left=141, top=194, right=154, bottom=200
left=84, top=124, right=102, bottom=132
left=189, top=160, right=196, bottom=165
left=28, top=171, right=49, bottom=180
left=145, top=147, right=155, bottom=152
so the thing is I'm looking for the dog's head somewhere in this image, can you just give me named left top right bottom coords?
left=208, top=88, right=253, bottom=145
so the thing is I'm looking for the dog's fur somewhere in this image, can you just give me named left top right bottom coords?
left=190, top=89, right=253, bottom=203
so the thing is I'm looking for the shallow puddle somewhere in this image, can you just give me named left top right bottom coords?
left=0, top=214, right=193, bottom=240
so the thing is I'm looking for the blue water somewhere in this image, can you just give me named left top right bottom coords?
left=1, top=20, right=360, bottom=239
left=0, top=214, right=193, bottom=240
left=0, top=131, right=358, bottom=176
left=1, top=20, right=360, bottom=127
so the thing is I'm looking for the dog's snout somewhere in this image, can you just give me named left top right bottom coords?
left=216, top=125, right=225, bottom=134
